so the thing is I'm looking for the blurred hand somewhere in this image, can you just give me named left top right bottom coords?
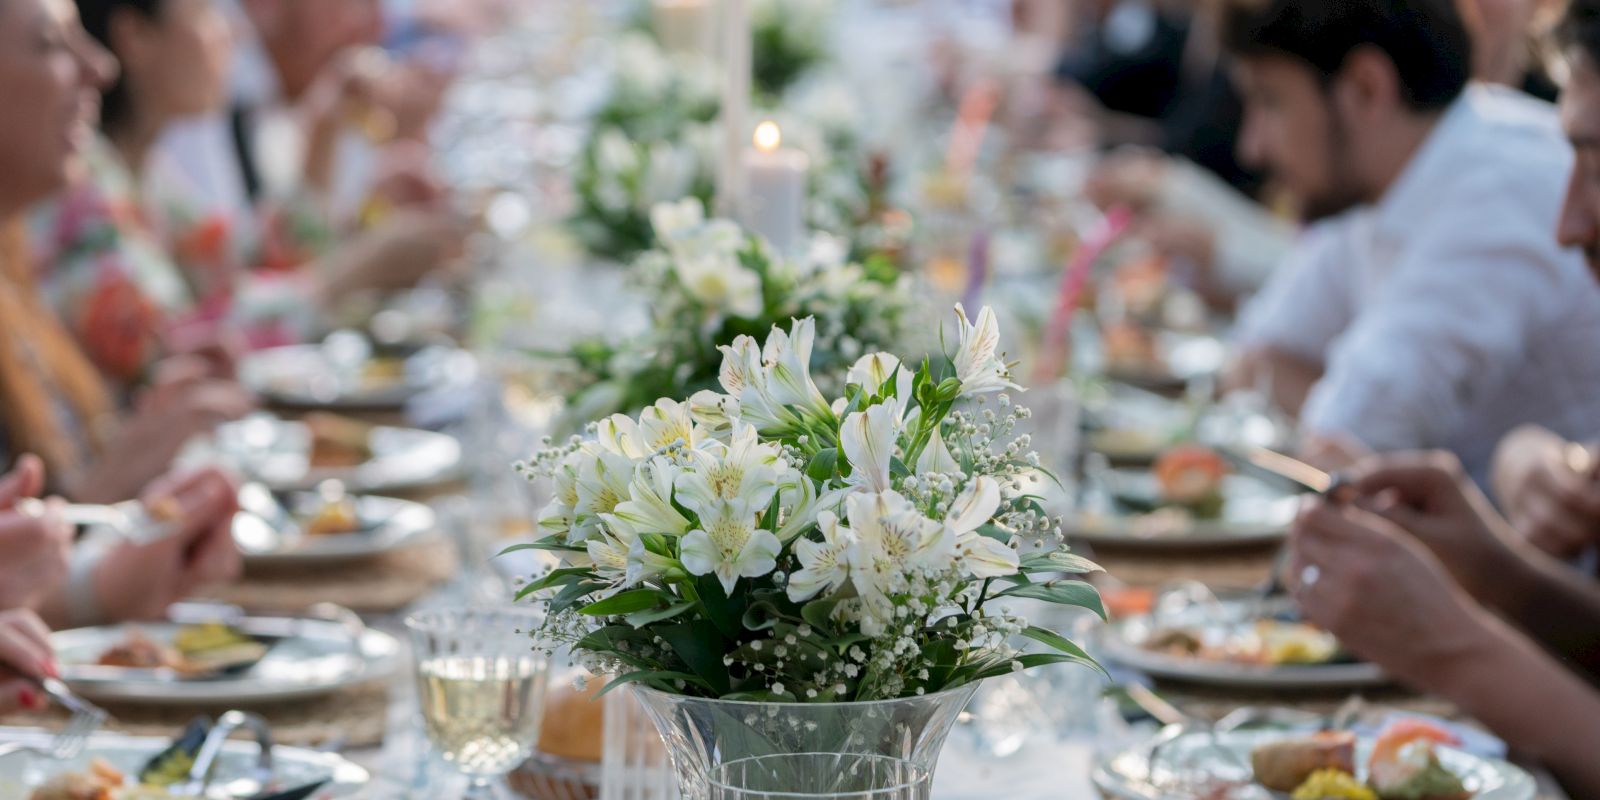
left=0, top=456, right=72, bottom=610
left=1349, top=451, right=1524, bottom=605
left=322, top=208, right=470, bottom=301
left=1492, top=425, right=1600, bottom=559
left=89, top=467, right=242, bottom=622
left=0, top=609, right=53, bottom=714
left=1289, top=496, right=1492, bottom=689
left=370, top=140, right=450, bottom=212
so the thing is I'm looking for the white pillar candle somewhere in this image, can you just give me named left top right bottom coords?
left=740, top=121, right=810, bottom=256
left=651, top=0, right=717, bottom=56
left=716, top=0, right=751, bottom=218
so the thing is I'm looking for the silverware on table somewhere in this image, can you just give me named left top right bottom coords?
left=0, top=674, right=110, bottom=762
left=15, top=498, right=181, bottom=546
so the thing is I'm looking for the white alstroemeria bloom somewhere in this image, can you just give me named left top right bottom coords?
left=845, top=491, right=954, bottom=583
left=846, top=352, right=902, bottom=394
left=537, top=456, right=583, bottom=538
left=945, top=476, right=1019, bottom=578
left=675, top=424, right=785, bottom=516
left=674, top=251, right=763, bottom=319
left=841, top=401, right=902, bottom=493
left=916, top=426, right=961, bottom=476
left=761, top=318, right=832, bottom=418
left=772, top=475, right=829, bottom=543
left=537, top=497, right=574, bottom=539
left=788, top=509, right=856, bottom=601
left=679, top=499, right=782, bottom=594
left=585, top=531, right=634, bottom=596
left=951, top=304, right=1021, bottom=396
left=718, top=336, right=789, bottom=431
left=687, top=390, right=740, bottom=441
left=626, top=535, right=682, bottom=587
left=573, top=450, right=638, bottom=541
left=649, top=198, right=705, bottom=243
left=596, top=414, right=651, bottom=459
left=637, top=399, right=698, bottom=452
left=607, top=458, right=692, bottom=537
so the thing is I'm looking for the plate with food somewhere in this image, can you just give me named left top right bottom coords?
left=2, top=718, right=369, bottom=798
left=209, top=413, right=462, bottom=493
left=1094, top=719, right=1534, bottom=799
left=1099, top=324, right=1227, bottom=393
left=1098, top=595, right=1386, bottom=691
left=240, top=337, right=475, bottom=411
left=232, top=483, right=440, bottom=566
left=52, top=617, right=400, bottom=705
left=1070, top=446, right=1299, bottom=549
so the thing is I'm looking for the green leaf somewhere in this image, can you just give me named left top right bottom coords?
left=800, top=598, right=839, bottom=636
left=596, top=670, right=711, bottom=699
left=498, top=536, right=584, bottom=555
left=1020, top=626, right=1096, bottom=663
left=657, top=622, right=731, bottom=695
left=1019, top=551, right=1104, bottom=575
left=696, top=575, right=745, bottom=639
left=974, top=524, right=1012, bottom=544
left=807, top=449, right=839, bottom=483
left=550, top=579, right=606, bottom=615
left=624, top=600, right=697, bottom=628
left=968, top=652, right=1105, bottom=682
left=998, top=581, right=1107, bottom=620
left=517, top=567, right=597, bottom=599
left=579, top=589, right=671, bottom=617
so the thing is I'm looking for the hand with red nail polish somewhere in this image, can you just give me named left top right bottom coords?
left=0, top=608, right=54, bottom=715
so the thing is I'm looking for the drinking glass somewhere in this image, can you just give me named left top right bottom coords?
left=407, top=606, right=552, bottom=799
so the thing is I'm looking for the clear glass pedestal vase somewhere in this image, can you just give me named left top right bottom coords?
left=632, top=685, right=978, bottom=800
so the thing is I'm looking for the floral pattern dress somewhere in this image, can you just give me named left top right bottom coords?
left=31, top=137, right=325, bottom=389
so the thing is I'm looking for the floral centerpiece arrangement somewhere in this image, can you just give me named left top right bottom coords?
left=516, top=302, right=1105, bottom=702
left=752, top=0, right=836, bottom=99
left=556, top=199, right=916, bottom=424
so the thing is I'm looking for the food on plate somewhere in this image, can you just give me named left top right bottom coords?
left=303, top=495, right=362, bottom=536
left=1102, top=322, right=1162, bottom=375
left=1367, top=719, right=1472, bottom=800
left=305, top=413, right=375, bottom=468
left=1292, top=769, right=1378, bottom=800
left=1143, top=619, right=1344, bottom=667
left=1251, top=731, right=1358, bottom=792
left=1153, top=445, right=1228, bottom=518
left=537, top=679, right=605, bottom=762
left=359, top=357, right=406, bottom=389
left=94, top=623, right=267, bottom=676
left=1111, top=253, right=1170, bottom=316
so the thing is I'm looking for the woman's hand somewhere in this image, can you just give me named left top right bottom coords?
left=1492, top=425, right=1600, bottom=559
left=0, top=456, right=72, bottom=610
left=0, top=609, right=53, bottom=714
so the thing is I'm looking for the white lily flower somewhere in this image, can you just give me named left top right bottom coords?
left=955, top=531, right=1020, bottom=579
left=674, top=251, right=763, bottom=319
left=608, top=457, right=692, bottom=537
left=772, top=475, right=827, bottom=543
left=915, top=426, right=961, bottom=477
left=787, top=509, right=856, bottom=601
left=585, top=531, right=633, bottom=596
left=596, top=415, right=651, bottom=459
left=573, top=450, right=638, bottom=541
left=952, top=304, right=1021, bottom=396
left=845, top=491, right=954, bottom=583
left=679, top=499, right=782, bottom=594
left=674, top=424, right=785, bottom=518
left=626, top=535, right=682, bottom=587
left=762, top=318, right=832, bottom=418
left=687, top=390, right=740, bottom=441
left=649, top=198, right=705, bottom=243
left=637, top=399, right=698, bottom=452
left=946, top=476, right=1002, bottom=534
left=841, top=401, right=902, bottom=493
left=717, top=336, right=790, bottom=431
left=846, top=352, right=903, bottom=396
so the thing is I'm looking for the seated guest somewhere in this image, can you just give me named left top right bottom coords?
left=1, top=0, right=252, bottom=502
left=1223, top=0, right=1600, bottom=484
left=1291, top=5, right=1600, bottom=794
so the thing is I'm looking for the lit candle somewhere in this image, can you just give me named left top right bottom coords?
left=741, top=121, right=810, bottom=256
left=716, top=0, right=751, bottom=218
left=651, top=0, right=717, bottom=56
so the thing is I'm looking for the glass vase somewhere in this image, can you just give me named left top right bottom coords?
left=632, top=684, right=978, bottom=800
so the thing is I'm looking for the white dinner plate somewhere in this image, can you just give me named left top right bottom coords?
left=1093, top=728, right=1536, bottom=800
left=240, top=343, right=475, bottom=411
left=210, top=415, right=463, bottom=493
left=1097, top=600, right=1388, bottom=691
left=52, top=619, right=400, bottom=706
left=1068, top=473, right=1297, bottom=550
left=0, top=729, right=370, bottom=798
left=234, top=492, right=440, bottom=567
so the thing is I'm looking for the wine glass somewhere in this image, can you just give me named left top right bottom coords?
left=407, top=606, right=552, bottom=799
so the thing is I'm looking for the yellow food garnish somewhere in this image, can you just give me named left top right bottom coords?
left=1291, top=769, right=1377, bottom=800
left=173, top=622, right=253, bottom=656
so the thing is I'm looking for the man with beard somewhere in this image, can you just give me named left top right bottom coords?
left=1222, top=0, right=1600, bottom=484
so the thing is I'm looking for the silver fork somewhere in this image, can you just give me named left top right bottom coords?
left=0, top=679, right=108, bottom=762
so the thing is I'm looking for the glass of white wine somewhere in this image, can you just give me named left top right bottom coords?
left=407, top=606, right=552, bottom=799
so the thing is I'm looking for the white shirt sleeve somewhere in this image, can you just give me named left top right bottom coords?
left=1299, top=173, right=1573, bottom=451
left=1232, top=220, right=1353, bottom=363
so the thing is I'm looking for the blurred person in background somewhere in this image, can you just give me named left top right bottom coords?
left=1217, top=0, right=1600, bottom=485
left=0, top=0, right=253, bottom=502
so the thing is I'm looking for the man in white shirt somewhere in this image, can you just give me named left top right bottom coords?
left=1223, top=0, right=1600, bottom=484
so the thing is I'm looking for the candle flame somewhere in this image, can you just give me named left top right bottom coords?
left=753, top=120, right=781, bottom=152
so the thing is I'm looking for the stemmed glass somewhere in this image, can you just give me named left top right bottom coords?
left=407, top=606, right=552, bottom=799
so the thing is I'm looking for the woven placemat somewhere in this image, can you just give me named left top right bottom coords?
left=0, top=680, right=389, bottom=749
left=204, top=537, right=460, bottom=615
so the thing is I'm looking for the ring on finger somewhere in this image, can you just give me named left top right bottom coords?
left=1299, top=564, right=1321, bottom=590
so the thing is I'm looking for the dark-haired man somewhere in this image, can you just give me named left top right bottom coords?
left=1223, top=0, right=1600, bottom=484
